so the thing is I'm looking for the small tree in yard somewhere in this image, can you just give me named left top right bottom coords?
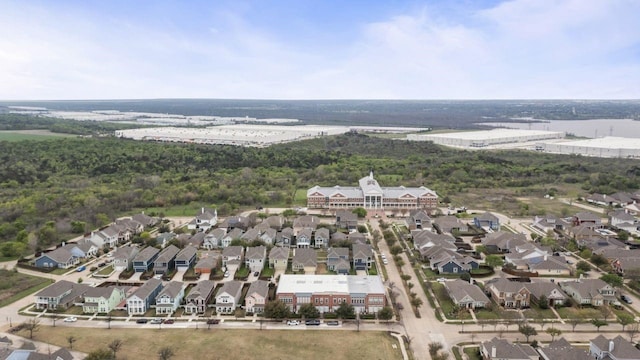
left=545, top=327, right=562, bottom=341
left=67, top=336, right=77, bottom=350
left=576, top=261, right=591, bottom=272
left=378, top=306, right=394, bottom=321
left=108, top=339, right=123, bottom=360
left=23, top=318, right=40, bottom=339
left=263, top=299, right=291, bottom=319
left=568, top=318, right=581, bottom=332
left=485, top=255, right=504, bottom=269
left=518, top=323, right=538, bottom=342
left=628, top=322, right=640, bottom=342
left=299, top=303, right=320, bottom=319
left=600, top=273, right=623, bottom=288
left=336, top=301, right=355, bottom=319
left=618, top=313, right=635, bottom=331
left=591, top=319, right=608, bottom=332
left=410, top=297, right=423, bottom=311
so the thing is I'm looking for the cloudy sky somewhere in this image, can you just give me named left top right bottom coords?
left=1, top=0, right=639, bottom=100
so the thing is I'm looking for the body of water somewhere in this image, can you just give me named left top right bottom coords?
left=481, top=118, right=640, bottom=139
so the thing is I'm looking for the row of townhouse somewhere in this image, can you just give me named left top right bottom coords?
left=481, top=335, right=640, bottom=360
left=129, top=244, right=198, bottom=274
left=34, top=214, right=156, bottom=269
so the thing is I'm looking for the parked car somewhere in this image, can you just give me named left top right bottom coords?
left=223, top=271, right=230, bottom=278
left=207, top=319, right=220, bottom=325
left=150, top=318, right=163, bottom=324
left=136, top=318, right=148, bottom=324
left=76, top=266, right=86, bottom=272
left=436, top=278, right=446, bottom=283
left=622, top=295, right=633, bottom=304
left=286, top=320, right=300, bottom=326
left=164, top=319, right=174, bottom=324
left=254, top=271, right=260, bottom=277
left=63, top=317, right=77, bottom=322
left=305, top=319, right=321, bottom=326
left=326, top=321, right=340, bottom=326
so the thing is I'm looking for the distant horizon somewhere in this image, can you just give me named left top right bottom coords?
left=3, top=98, right=640, bottom=102
left=2, top=1, right=639, bottom=100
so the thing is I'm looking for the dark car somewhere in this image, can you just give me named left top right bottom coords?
left=305, top=319, right=321, bottom=326
left=326, top=321, right=339, bottom=326
left=622, top=295, right=633, bottom=304
left=207, top=319, right=220, bottom=325
left=164, top=319, right=174, bottom=324
left=136, top=318, right=148, bottom=324
left=254, top=271, right=260, bottom=277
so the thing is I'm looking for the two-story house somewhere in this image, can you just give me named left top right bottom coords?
left=295, top=228, right=313, bottom=248
left=326, top=247, right=350, bottom=274
left=82, top=286, right=127, bottom=314
left=353, top=243, right=374, bottom=270
left=132, top=246, right=160, bottom=273
left=474, top=212, right=500, bottom=231
left=215, top=280, right=243, bottom=314
left=221, top=228, right=244, bottom=248
left=153, top=245, right=180, bottom=275
left=245, top=280, right=270, bottom=314
left=203, top=228, right=226, bottom=250
left=314, top=228, right=330, bottom=249
left=175, top=246, right=197, bottom=271
left=559, top=278, right=618, bottom=306
left=127, top=278, right=163, bottom=316
left=187, top=208, right=218, bottom=232
left=184, top=280, right=216, bottom=315
left=155, top=281, right=185, bottom=315
left=113, top=245, right=139, bottom=271
left=336, top=210, right=358, bottom=231
left=292, top=248, right=317, bottom=274
left=590, top=335, right=640, bottom=360
left=34, top=280, right=89, bottom=310
left=245, top=246, right=267, bottom=273
left=406, top=209, right=432, bottom=231
left=269, top=247, right=289, bottom=271
left=222, top=246, right=244, bottom=268
left=485, top=277, right=531, bottom=309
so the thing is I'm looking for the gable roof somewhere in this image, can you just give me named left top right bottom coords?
left=222, top=245, right=244, bottom=258
left=38, top=247, right=74, bottom=264
left=353, top=243, right=373, bottom=259
left=134, top=246, right=160, bottom=262
left=176, top=246, right=197, bottom=262
left=186, top=280, right=216, bottom=300
left=537, top=338, right=589, bottom=360
left=445, top=279, right=489, bottom=304
left=315, top=227, right=330, bottom=239
left=293, top=248, right=317, bottom=267
left=269, top=247, right=289, bottom=260
left=131, top=278, right=163, bottom=300
left=591, top=334, right=640, bottom=359
left=247, top=280, right=270, bottom=299
left=157, top=281, right=183, bottom=299
left=246, top=245, right=267, bottom=260
left=155, top=244, right=180, bottom=263
left=218, top=280, right=243, bottom=298
left=481, top=337, right=537, bottom=360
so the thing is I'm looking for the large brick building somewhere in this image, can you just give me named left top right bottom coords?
left=307, top=172, right=437, bottom=211
left=276, top=274, right=386, bottom=314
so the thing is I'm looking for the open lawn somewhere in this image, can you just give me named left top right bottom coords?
left=556, top=306, right=602, bottom=319
left=22, top=327, right=403, bottom=360
left=0, top=269, right=53, bottom=307
left=0, top=130, right=75, bottom=141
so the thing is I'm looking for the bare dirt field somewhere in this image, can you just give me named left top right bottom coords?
left=21, top=327, right=403, bottom=360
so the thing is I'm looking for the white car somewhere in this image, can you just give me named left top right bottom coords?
left=286, top=320, right=300, bottom=326
left=63, top=317, right=77, bottom=322
left=224, top=271, right=230, bottom=278
left=382, top=259, right=389, bottom=265
left=436, top=278, right=447, bottom=283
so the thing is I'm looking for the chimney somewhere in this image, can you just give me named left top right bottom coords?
left=609, top=340, right=614, bottom=352
left=543, top=254, right=548, bottom=261
left=491, top=345, right=496, bottom=358
left=201, top=207, right=205, bottom=214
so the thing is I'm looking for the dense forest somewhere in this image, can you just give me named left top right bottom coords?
left=0, top=114, right=639, bottom=257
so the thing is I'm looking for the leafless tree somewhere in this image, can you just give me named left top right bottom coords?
left=158, top=347, right=175, bottom=360
left=23, top=318, right=40, bottom=339
left=66, top=336, right=77, bottom=350
left=108, top=339, right=123, bottom=360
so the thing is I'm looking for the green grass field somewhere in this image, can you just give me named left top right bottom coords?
left=0, top=130, right=75, bottom=141
left=0, top=269, right=53, bottom=307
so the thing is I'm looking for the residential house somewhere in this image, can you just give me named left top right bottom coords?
left=34, top=280, right=89, bottom=310
left=485, top=277, right=531, bottom=309
left=474, top=212, right=500, bottom=231
left=34, top=247, right=79, bottom=269
left=612, top=257, right=640, bottom=277
left=132, top=213, right=157, bottom=228
left=588, top=192, right=635, bottom=207
left=263, top=215, right=285, bottom=230
left=295, top=228, right=313, bottom=248
left=218, top=216, right=250, bottom=232
left=241, top=228, right=261, bottom=242
left=2, top=348, right=75, bottom=360
left=276, top=274, right=386, bottom=314
left=278, top=227, right=294, bottom=247
left=155, top=281, right=185, bottom=315
left=260, top=228, right=277, bottom=245
left=327, top=247, right=350, bottom=274
left=112, top=245, right=139, bottom=271
left=347, top=232, right=367, bottom=245
left=132, top=246, right=160, bottom=273
left=525, top=281, right=567, bottom=307
left=66, top=239, right=98, bottom=258
left=269, top=247, right=289, bottom=271
left=433, top=215, right=468, bottom=234
left=203, top=228, right=226, bottom=250
left=336, top=210, right=358, bottom=231
left=82, top=286, right=126, bottom=314
left=432, top=252, right=479, bottom=274
left=155, top=232, right=175, bottom=248
left=352, top=243, right=374, bottom=270
left=578, top=236, right=626, bottom=252
left=245, top=280, right=270, bottom=313
left=292, top=248, right=317, bottom=274
left=528, top=255, right=572, bottom=276
left=444, top=279, right=490, bottom=309
left=330, top=231, right=348, bottom=246
left=590, top=335, right=640, bottom=360
left=293, top=215, right=320, bottom=235
left=314, top=227, right=330, bottom=248
left=97, top=226, right=119, bottom=248
left=559, top=278, right=618, bottom=306
left=572, top=211, right=603, bottom=228
left=182, top=232, right=205, bottom=248
left=481, top=337, right=538, bottom=360
left=413, top=230, right=456, bottom=251
left=609, top=210, right=640, bottom=235
left=532, top=214, right=570, bottom=234
left=482, top=232, right=528, bottom=254
left=194, top=252, right=220, bottom=274
left=187, top=208, right=217, bottom=232
left=184, top=280, right=216, bottom=315
left=126, top=278, right=163, bottom=316
left=406, top=209, right=432, bottom=231
left=221, top=228, right=243, bottom=248
left=538, top=338, right=589, bottom=360
left=175, top=246, right=197, bottom=271
left=245, top=245, right=267, bottom=273
left=114, top=218, right=144, bottom=239
left=215, top=280, right=243, bottom=314
left=153, top=244, right=180, bottom=275
left=222, top=246, right=244, bottom=268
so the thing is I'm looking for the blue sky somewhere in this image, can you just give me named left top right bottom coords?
left=1, top=0, right=639, bottom=100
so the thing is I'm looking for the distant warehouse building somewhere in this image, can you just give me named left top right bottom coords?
left=407, top=129, right=564, bottom=149
left=538, top=136, right=640, bottom=158
left=307, top=172, right=438, bottom=211
left=276, top=274, right=386, bottom=314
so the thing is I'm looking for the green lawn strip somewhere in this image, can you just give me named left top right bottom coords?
left=96, top=265, right=115, bottom=276
left=522, top=306, right=556, bottom=320
left=464, top=347, right=482, bottom=360
left=556, top=306, right=602, bottom=319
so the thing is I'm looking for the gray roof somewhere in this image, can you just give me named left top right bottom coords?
left=225, top=228, right=244, bottom=240
left=131, top=278, right=163, bottom=300
left=293, top=215, right=320, bottom=229
left=476, top=212, right=499, bottom=222
left=195, top=255, right=219, bottom=270
left=445, top=279, right=489, bottom=304
left=186, top=280, right=216, bottom=301
left=559, top=278, right=612, bottom=299
left=293, top=248, right=317, bottom=267
left=134, top=246, right=160, bottom=262
left=241, top=228, right=261, bottom=241
left=591, top=335, right=640, bottom=359
left=113, top=245, right=138, bottom=260
left=481, top=337, right=537, bottom=360
left=39, top=247, right=74, bottom=263
left=157, top=281, right=183, bottom=299
left=155, top=244, right=180, bottom=263
left=538, top=338, right=589, bottom=360
left=265, top=215, right=285, bottom=230
left=184, top=232, right=205, bottom=247
left=133, top=213, right=156, bottom=226
left=222, top=245, right=244, bottom=258
left=269, top=247, right=289, bottom=260
left=247, top=280, right=270, bottom=299
left=574, top=211, right=601, bottom=222
left=176, top=246, right=197, bottom=262
left=83, top=286, right=120, bottom=299
left=218, top=280, right=243, bottom=298
left=331, top=232, right=348, bottom=241
left=315, top=227, right=330, bottom=239
left=246, top=245, right=266, bottom=260
left=327, top=247, right=349, bottom=259
left=353, top=243, right=373, bottom=259
left=35, top=280, right=84, bottom=298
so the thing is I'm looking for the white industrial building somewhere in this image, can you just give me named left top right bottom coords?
left=407, top=129, right=565, bottom=149
left=538, top=137, right=640, bottom=158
